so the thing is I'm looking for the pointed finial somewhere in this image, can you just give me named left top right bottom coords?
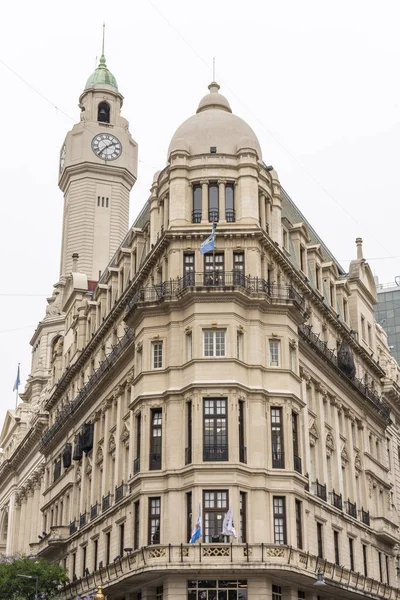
left=98, top=23, right=107, bottom=68
left=102, top=22, right=105, bottom=56
left=213, top=57, right=215, bottom=81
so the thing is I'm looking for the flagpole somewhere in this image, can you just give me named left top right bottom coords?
left=15, top=363, right=20, bottom=409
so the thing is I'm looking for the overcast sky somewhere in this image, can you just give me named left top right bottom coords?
left=1, top=0, right=400, bottom=426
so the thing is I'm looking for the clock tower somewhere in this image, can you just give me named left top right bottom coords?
left=58, top=48, right=137, bottom=280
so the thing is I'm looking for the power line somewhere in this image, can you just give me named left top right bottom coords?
left=0, top=325, right=36, bottom=335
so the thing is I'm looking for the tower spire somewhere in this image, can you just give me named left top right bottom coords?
left=102, top=22, right=105, bottom=57
left=99, top=22, right=107, bottom=68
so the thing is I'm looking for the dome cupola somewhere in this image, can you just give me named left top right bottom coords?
left=84, top=54, right=118, bottom=91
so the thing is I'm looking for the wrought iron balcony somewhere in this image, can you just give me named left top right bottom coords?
left=225, top=209, right=235, bottom=223
left=361, top=508, right=370, bottom=526
left=346, top=500, right=357, bottom=519
left=102, top=493, right=111, bottom=512
left=79, top=512, right=87, bottom=528
left=208, top=209, right=219, bottom=222
left=115, top=482, right=125, bottom=503
left=69, top=520, right=77, bottom=535
left=185, top=446, right=192, bottom=465
left=149, top=453, right=162, bottom=470
left=331, top=490, right=343, bottom=510
left=239, top=445, right=247, bottom=464
left=294, top=455, right=302, bottom=474
left=90, top=503, right=98, bottom=521
left=272, top=451, right=285, bottom=469
left=299, top=324, right=389, bottom=420
left=133, top=457, right=140, bottom=475
left=203, top=445, right=228, bottom=461
left=192, top=210, right=202, bottom=223
left=315, top=480, right=327, bottom=501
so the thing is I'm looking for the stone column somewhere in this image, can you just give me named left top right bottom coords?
left=259, top=194, right=266, bottom=230
left=218, top=180, right=226, bottom=222
left=163, top=194, right=169, bottom=232
left=102, top=402, right=112, bottom=497
left=331, top=400, right=344, bottom=497
left=266, top=199, right=271, bottom=231
left=201, top=180, right=208, bottom=223
left=271, top=198, right=282, bottom=246
left=114, top=386, right=124, bottom=486
left=18, top=493, right=27, bottom=551
left=90, top=414, right=100, bottom=507
left=160, top=201, right=164, bottom=233
left=6, top=492, right=15, bottom=555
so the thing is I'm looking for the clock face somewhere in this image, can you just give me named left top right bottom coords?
left=91, top=133, right=122, bottom=161
left=59, top=143, right=66, bottom=173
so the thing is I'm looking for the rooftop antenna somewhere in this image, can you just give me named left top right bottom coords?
left=213, top=56, right=216, bottom=81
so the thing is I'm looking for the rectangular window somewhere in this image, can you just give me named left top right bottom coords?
left=105, top=531, right=111, bottom=565
left=184, top=253, right=195, bottom=285
left=152, top=341, right=163, bottom=369
left=204, top=253, right=224, bottom=286
left=148, top=497, right=161, bottom=545
left=134, top=413, right=141, bottom=474
left=362, top=544, right=368, bottom=577
left=93, top=539, right=98, bottom=572
left=349, top=537, right=354, bottom=571
left=119, top=523, right=125, bottom=558
left=295, top=499, right=302, bottom=549
left=186, top=331, right=193, bottom=361
left=233, top=252, right=244, bottom=285
left=316, top=264, right=321, bottom=291
left=283, top=229, right=288, bottom=250
left=203, top=398, right=228, bottom=461
left=72, top=552, right=76, bottom=579
left=225, top=183, right=235, bottom=222
left=239, top=492, right=247, bottom=543
left=203, top=329, right=226, bottom=357
left=386, top=554, right=390, bottom=584
left=208, top=182, right=219, bottom=222
left=330, top=282, right=335, bottom=306
left=271, top=407, right=284, bottom=468
left=149, top=409, right=162, bottom=470
left=236, top=330, right=243, bottom=360
left=203, top=490, right=228, bottom=542
left=343, top=298, right=348, bottom=323
left=186, top=401, right=192, bottom=465
left=300, top=246, right=306, bottom=272
left=334, top=531, right=340, bottom=565
left=134, top=500, right=140, bottom=550
left=269, top=339, right=281, bottom=367
left=186, top=492, right=192, bottom=544
left=272, top=586, right=282, bottom=600
left=238, top=400, right=246, bottom=463
left=82, top=546, right=87, bottom=577
left=317, top=523, right=323, bottom=558
left=361, top=315, right=366, bottom=340
left=156, top=586, right=163, bottom=600
left=378, top=551, right=383, bottom=582
left=292, top=412, right=301, bottom=473
left=273, top=497, right=286, bottom=544
left=367, top=322, right=372, bottom=346
left=192, top=184, right=202, bottom=223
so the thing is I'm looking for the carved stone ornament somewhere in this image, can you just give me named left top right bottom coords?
left=121, top=424, right=130, bottom=448
left=354, top=452, right=362, bottom=473
left=108, top=435, right=116, bottom=457
left=126, top=367, right=135, bottom=385
left=86, top=458, right=92, bottom=476
left=367, top=475, right=372, bottom=498
left=309, top=419, right=319, bottom=447
left=326, top=432, right=335, bottom=457
left=75, top=466, right=81, bottom=483
left=341, top=445, right=349, bottom=467
left=96, top=446, right=103, bottom=465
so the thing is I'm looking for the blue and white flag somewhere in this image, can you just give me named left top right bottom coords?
left=13, top=364, right=20, bottom=392
left=222, top=507, right=237, bottom=538
left=200, top=224, right=215, bottom=255
left=189, top=503, right=202, bottom=544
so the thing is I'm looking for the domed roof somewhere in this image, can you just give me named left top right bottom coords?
left=168, top=82, right=262, bottom=159
left=84, top=54, right=118, bottom=91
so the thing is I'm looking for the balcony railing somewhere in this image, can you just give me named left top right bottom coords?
left=125, top=274, right=304, bottom=317
left=79, top=512, right=87, bottom=528
left=192, top=210, right=202, bottom=223
left=347, top=500, right=357, bottom=519
left=69, top=520, right=77, bottom=535
left=185, top=447, right=192, bottom=465
left=361, top=508, right=370, bottom=526
left=331, top=490, right=343, bottom=510
left=90, top=503, right=98, bottom=521
left=239, top=446, right=247, bottom=464
left=315, top=480, right=327, bottom=501
left=133, top=457, right=140, bottom=475
left=149, top=453, right=162, bottom=470
left=115, top=482, right=125, bottom=503
left=299, top=324, right=390, bottom=420
left=225, top=209, right=235, bottom=223
left=272, top=451, right=285, bottom=469
left=41, top=329, right=134, bottom=449
left=208, top=209, right=219, bottom=222
left=203, top=445, right=228, bottom=461
left=294, top=455, right=302, bottom=474
left=102, top=493, right=111, bottom=513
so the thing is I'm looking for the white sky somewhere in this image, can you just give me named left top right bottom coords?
left=1, top=0, right=400, bottom=426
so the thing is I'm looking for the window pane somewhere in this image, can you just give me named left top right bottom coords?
left=209, top=183, right=219, bottom=210
left=225, top=185, right=234, bottom=210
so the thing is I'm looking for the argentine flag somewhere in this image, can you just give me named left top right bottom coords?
left=200, top=224, right=215, bottom=255
left=189, top=504, right=202, bottom=544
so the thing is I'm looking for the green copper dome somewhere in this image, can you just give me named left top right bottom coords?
left=84, top=54, right=118, bottom=91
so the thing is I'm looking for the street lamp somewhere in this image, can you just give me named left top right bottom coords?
left=17, top=574, right=39, bottom=600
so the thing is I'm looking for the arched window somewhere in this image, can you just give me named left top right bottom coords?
left=97, top=102, right=110, bottom=123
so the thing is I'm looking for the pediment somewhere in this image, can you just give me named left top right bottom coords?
left=0, top=410, right=19, bottom=447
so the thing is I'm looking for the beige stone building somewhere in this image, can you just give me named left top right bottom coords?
left=1, top=50, right=400, bottom=600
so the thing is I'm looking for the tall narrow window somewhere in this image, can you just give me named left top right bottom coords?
left=386, top=554, right=390, bottom=584
left=272, top=586, right=282, bottom=600
left=334, top=531, right=340, bottom=565
left=295, top=499, right=302, bottom=549
left=343, top=298, right=348, bottom=323
left=203, top=329, right=226, bottom=357
left=240, top=492, right=247, bottom=543
left=148, top=497, right=161, bottom=545
left=93, top=539, right=98, bottom=571
left=152, top=341, right=163, bottom=369
left=150, top=409, right=162, bottom=470
left=271, top=407, right=284, bottom=468
left=349, top=537, right=354, bottom=571
left=105, top=531, right=111, bottom=565
left=184, top=253, right=195, bottom=285
left=203, top=398, right=228, bottom=461
left=330, top=282, right=335, bottom=307
left=186, top=401, right=192, bottom=465
left=233, top=252, right=245, bottom=286
left=156, top=586, right=163, bottom=600
left=204, top=490, right=228, bottom=542
left=82, top=546, right=87, bottom=577
left=236, top=330, right=244, bottom=360
left=362, top=544, right=368, bottom=577
left=72, top=552, right=76, bottom=579
left=119, top=523, right=125, bottom=557
left=315, top=264, right=321, bottom=291
left=208, top=182, right=219, bottom=222
left=378, top=551, right=383, bottom=582
left=186, top=492, right=192, bottom=543
left=361, top=315, right=366, bottom=340
left=273, top=497, right=286, bottom=544
left=269, top=339, right=281, bottom=367
left=134, top=413, right=141, bottom=474
left=317, top=523, right=323, bottom=558
left=238, top=400, right=246, bottom=463
left=300, top=246, right=306, bottom=272
left=204, top=253, right=224, bottom=286
left=192, top=184, right=202, bottom=223
left=186, top=331, right=193, bottom=361
left=225, top=183, right=235, bottom=222
left=134, top=500, right=140, bottom=550
left=292, top=412, right=301, bottom=473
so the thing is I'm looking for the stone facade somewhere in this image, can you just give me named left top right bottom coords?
left=1, top=57, right=400, bottom=600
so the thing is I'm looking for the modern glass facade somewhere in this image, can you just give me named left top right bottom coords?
left=375, top=282, right=400, bottom=364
